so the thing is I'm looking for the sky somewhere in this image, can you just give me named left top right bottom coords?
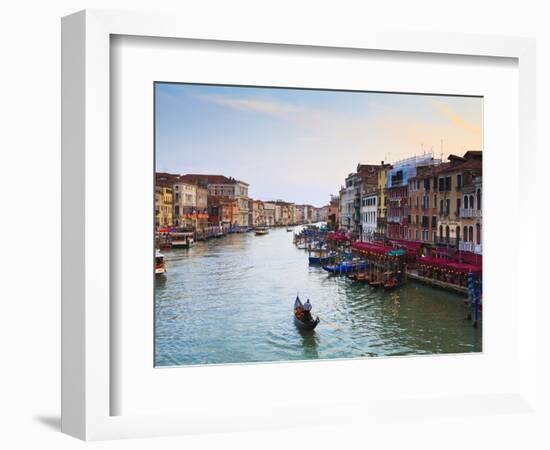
left=155, top=83, right=483, bottom=206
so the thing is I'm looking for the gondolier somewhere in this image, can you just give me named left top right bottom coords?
left=303, top=299, right=312, bottom=320
left=293, top=296, right=320, bottom=330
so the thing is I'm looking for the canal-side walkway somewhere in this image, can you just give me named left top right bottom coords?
left=406, top=270, right=468, bottom=295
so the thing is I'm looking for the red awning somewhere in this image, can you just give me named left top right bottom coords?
left=352, top=241, right=397, bottom=256
left=327, top=232, right=349, bottom=242
left=418, top=257, right=482, bottom=274
left=389, top=238, right=422, bottom=250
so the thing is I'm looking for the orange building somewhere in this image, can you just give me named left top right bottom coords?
left=207, top=196, right=239, bottom=226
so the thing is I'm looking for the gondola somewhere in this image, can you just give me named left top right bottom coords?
left=293, top=297, right=320, bottom=330
left=383, top=278, right=404, bottom=290
left=308, top=255, right=335, bottom=265
left=321, top=260, right=368, bottom=274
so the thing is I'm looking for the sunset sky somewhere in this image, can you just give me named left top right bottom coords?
left=155, top=83, right=483, bottom=206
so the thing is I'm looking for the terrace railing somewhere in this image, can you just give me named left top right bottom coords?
left=459, top=241, right=475, bottom=252
left=460, top=208, right=482, bottom=218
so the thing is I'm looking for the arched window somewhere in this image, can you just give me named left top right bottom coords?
left=464, top=225, right=468, bottom=242
left=445, top=225, right=450, bottom=242
left=439, top=225, right=443, bottom=239
left=476, top=223, right=481, bottom=244
left=456, top=226, right=461, bottom=243
left=477, top=189, right=481, bottom=210
left=469, top=226, right=474, bottom=242
left=469, top=195, right=474, bottom=210
left=464, top=195, right=469, bottom=209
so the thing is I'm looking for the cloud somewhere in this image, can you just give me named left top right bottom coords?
left=191, top=92, right=371, bottom=137
left=429, top=99, right=482, bottom=135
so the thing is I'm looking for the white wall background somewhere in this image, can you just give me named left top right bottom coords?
left=0, top=1, right=548, bottom=449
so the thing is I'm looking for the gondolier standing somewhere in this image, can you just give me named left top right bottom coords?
left=293, top=296, right=320, bottom=330
left=303, top=299, right=312, bottom=321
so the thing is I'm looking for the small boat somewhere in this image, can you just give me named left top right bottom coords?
left=308, top=255, right=335, bottom=265
left=321, top=260, right=368, bottom=274
left=286, top=227, right=293, bottom=232
left=368, top=280, right=384, bottom=287
left=255, top=226, right=269, bottom=235
left=383, top=278, right=404, bottom=290
left=349, top=272, right=369, bottom=282
left=171, top=232, right=194, bottom=248
left=293, top=297, right=320, bottom=330
left=154, top=250, right=166, bottom=275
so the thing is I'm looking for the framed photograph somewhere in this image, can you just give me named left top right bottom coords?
left=62, top=9, right=537, bottom=440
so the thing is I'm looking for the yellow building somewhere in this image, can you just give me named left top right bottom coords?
left=376, top=162, right=392, bottom=237
left=155, top=185, right=173, bottom=228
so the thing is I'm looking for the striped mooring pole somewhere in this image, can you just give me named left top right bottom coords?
left=467, top=272, right=473, bottom=320
left=473, top=274, right=480, bottom=328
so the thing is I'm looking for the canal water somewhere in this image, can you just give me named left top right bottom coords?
left=155, top=227, right=482, bottom=367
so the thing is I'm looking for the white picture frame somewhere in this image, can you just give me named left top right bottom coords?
left=61, top=9, right=537, bottom=441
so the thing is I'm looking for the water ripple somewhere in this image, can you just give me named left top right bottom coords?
left=155, top=229, right=482, bottom=366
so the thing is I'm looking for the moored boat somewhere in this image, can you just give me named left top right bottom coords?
left=171, top=232, right=194, bottom=248
left=155, top=250, right=166, bottom=275
left=321, top=260, right=368, bottom=274
left=383, top=277, right=404, bottom=290
left=308, top=255, right=335, bottom=265
left=293, top=297, right=320, bottom=330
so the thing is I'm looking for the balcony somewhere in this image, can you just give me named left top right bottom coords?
left=460, top=208, right=482, bottom=218
left=386, top=216, right=402, bottom=224
left=434, top=236, right=458, bottom=246
left=459, top=241, right=475, bottom=252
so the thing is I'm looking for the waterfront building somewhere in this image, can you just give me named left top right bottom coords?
left=355, top=164, right=382, bottom=240
left=275, top=201, right=290, bottom=226
left=341, top=172, right=362, bottom=233
left=386, top=154, right=439, bottom=240
left=327, top=195, right=340, bottom=230
left=274, top=201, right=294, bottom=226
left=435, top=151, right=482, bottom=250
left=194, top=186, right=209, bottom=231
left=248, top=199, right=265, bottom=226
left=294, top=205, right=305, bottom=224
left=459, top=174, right=482, bottom=254
left=452, top=151, right=483, bottom=254
left=208, top=196, right=239, bottom=226
left=304, top=205, right=315, bottom=223
left=155, top=185, right=173, bottom=228
left=376, top=162, right=392, bottom=239
left=288, top=203, right=296, bottom=225
left=361, top=186, right=377, bottom=241
left=338, top=187, right=346, bottom=230
left=172, top=181, right=197, bottom=229
left=407, top=164, right=439, bottom=244
left=263, top=202, right=276, bottom=226
left=294, top=204, right=315, bottom=224
left=314, top=205, right=329, bottom=223
left=180, top=174, right=250, bottom=227
left=274, top=203, right=282, bottom=225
